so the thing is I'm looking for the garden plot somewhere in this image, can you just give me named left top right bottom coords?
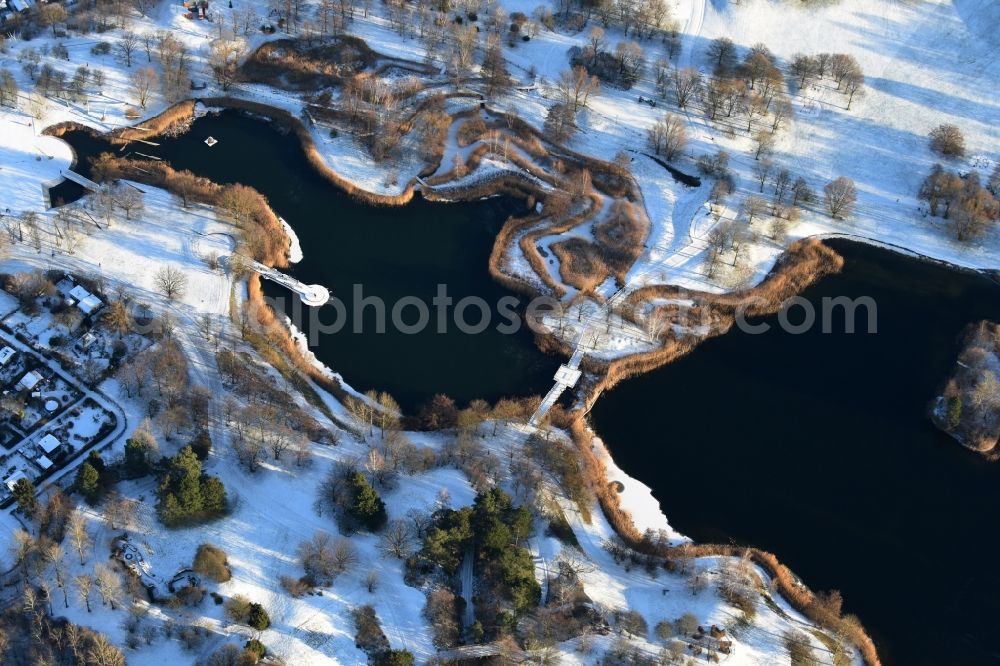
left=53, top=399, right=116, bottom=449
left=18, top=374, right=81, bottom=431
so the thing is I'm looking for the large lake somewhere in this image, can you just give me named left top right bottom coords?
left=591, top=239, right=1000, bottom=666
left=60, top=111, right=1000, bottom=664
left=59, top=110, right=560, bottom=412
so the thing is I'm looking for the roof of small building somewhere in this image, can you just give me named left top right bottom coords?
left=77, top=294, right=103, bottom=314
left=17, top=370, right=42, bottom=390
left=0, top=346, right=14, bottom=365
left=69, top=285, right=91, bottom=302
left=38, top=434, right=60, bottom=453
left=56, top=278, right=76, bottom=296
left=36, top=455, right=52, bottom=470
left=5, top=470, right=27, bottom=492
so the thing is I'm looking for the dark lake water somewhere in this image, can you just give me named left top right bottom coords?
left=591, top=239, right=1000, bottom=666
left=58, top=110, right=560, bottom=412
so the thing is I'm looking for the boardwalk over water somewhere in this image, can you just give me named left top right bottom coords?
left=61, top=168, right=100, bottom=191
left=528, top=288, right=628, bottom=425
left=237, top=256, right=330, bottom=307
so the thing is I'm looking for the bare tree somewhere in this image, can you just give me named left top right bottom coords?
left=69, top=513, right=92, bottom=565
left=379, top=519, right=413, bottom=558
left=829, top=53, right=860, bottom=88
left=0, top=69, right=18, bottom=108
left=770, top=96, right=794, bottom=133
left=790, top=54, right=819, bottom=88
left=130, top=67, right=158, bottom=109
left=154, top=265, right=188, bottom=300
left=791, top=177, right=815, bottom=208
left=209, top=34, right=247, bottom=91
left=586, top=26, right=607, bottom=65
left=75, top=573, right=94, bottom=612
left=742, top=195, right=767, bottom=225
left=558, top=67, right=600, bottom=113
left=86, top=633, right=125, bottom=666
left=843, top=69, right=865, bottom=109
left=753, top=159, right=773, bottom=193
left=297, top=532, right=358, bottom=585
left=705, top=37, right=736, bottom=72
left=929, top=123, right=966, bottom=158
left=94, top=564, right=122, bottom=610
left=364, top=569, right=379, bottom=593
left=543, top=103, right=576, bottom=143
left=753, top=130, right=774, bottom=161
left=116, top=185, right=145, bottom=220
left=671, top=67, right=701, bottom=109
left=824, top=176, right=858, bottom=219
left=118, top=31, right=139, bottom=68
left=772, top=168, right=792, bottom=203
left=648, top=113, right=687, bottom=160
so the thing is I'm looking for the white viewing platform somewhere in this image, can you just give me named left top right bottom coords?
left=229, top=255, right=330, bottom=307
left=530, top=363, right=583, bottom=426
left=554, top=365, right=582, bottom=388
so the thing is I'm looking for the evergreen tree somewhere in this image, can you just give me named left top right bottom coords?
left=472, top=487, right=515, bottom=552
left=12, top=477, right=37, bottom=517
left=247, top=603, right=270, bottom=631
left=422, top=507, right=472, bottom=574
left=159, top=493, right=183, bottom=526
left=479, top=516, right=511, bottom=553
left=507, top=506, right=533, bottom=545
left=75, top=462, right=102, bottom=504
left=377, top=650, right=415, bottom=666
left=348, top=472, right=386, bottom=531
left=191, top=430, right=212, bottom=461
left=201, top=476, right=227, bottom=513
left=157, top=446, right=227, bottom=526
left=123, top=432, right=157, bottom=477
left=86, top=450, right=107, bottom=478
left=946, top=395, right=963, bottom=430
left=162, top=446, right=204, bottom=515
left=244, top=639, right=266, bottom=660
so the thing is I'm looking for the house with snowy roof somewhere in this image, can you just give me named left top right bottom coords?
left=4, top=470, right=27, bottom=492
left=16, top=370, right=43, bottom=391
left=38, top=434, right=61, bottom=454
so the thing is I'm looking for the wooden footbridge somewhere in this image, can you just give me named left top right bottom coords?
left=529, top=288, right=628, bottom=426
left=61, top=169, right=101, bottom=192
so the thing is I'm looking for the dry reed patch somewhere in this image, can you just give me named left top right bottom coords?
left=551, top=239, right=611, bottom=294
left=45, top=101, right=197, bottom=147
left=593, top=200, right=646, bottom=252
left=515, top=191, right=604, bottom=297
left=241, top=37, right=379, bottom=89
left=592, top=200, right=650, bottom=283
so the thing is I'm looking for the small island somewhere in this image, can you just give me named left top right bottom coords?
left=933, top=321, right=1000, bottom=457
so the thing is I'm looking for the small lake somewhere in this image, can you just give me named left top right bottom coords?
left=591, top=239, right=1000, bottom=666
left=58, top=110, right=561, bottom=412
